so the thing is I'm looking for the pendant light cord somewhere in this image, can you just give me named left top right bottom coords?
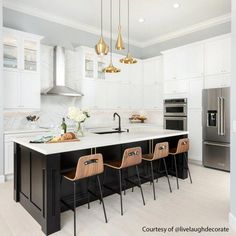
left=101, top=0, right=103, bottom=36
left=119, top=0, right=121, bottom=26
left=110, top=0, right=113, bottom=62
left=128, top=0, right=130, bottom=53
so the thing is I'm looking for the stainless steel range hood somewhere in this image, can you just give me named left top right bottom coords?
left=41, top=46, right=83, bottom=97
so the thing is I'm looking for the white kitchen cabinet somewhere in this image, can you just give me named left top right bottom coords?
left=20, top=73, right=41, bottom=109
left=164, top=79, right=188, bottom=95
left=185, top=44, right=204, bottom=78
left=3, top=28, right=43, bottom=110
left=4, top=141, right=14, bottom=175
left=188, top=110, right=202, bottom=162
left=3, top=71, right=19, bottom=109
left=119, top=83, right=130, bottom=109
left=4, top=71, right=40, bottom=109
left=204, top=74, right=231, bottom=89
left=94, top=81, right=107, bottom=109
left=4, top=131, right=50, bottom=176
left=163, top=43, right=204, bottom=80
left=130, top=85, right=143, bottom=109
left=143, top=84, right=162, bottom=109
left=205, top=35, right=231, bottom=76
left=106, top=82, right=120, bottom=109
left=81, top=79, right=96, bottom=109
left=129, top=61, right=143, bottom=85
left=143, top=57, right=162, bottom=85
left=188, top=78, right=203, bottom=109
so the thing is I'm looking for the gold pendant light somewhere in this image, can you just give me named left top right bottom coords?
left=115, top=0, right=125, bottom=50
left=103, top=0, right=121, bottom=73
left=95, top=0, right=109, bottom=55
left=120, top=0, right=137, bottom=64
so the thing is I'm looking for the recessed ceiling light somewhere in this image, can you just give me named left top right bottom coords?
left=173, top=3, right=180, bottom=8
left=138, top=18, right=145, bottom=23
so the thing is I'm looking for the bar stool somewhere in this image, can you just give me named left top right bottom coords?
left=142, top=142, right=172, bottom=200
left=61, top=154, right=108, bottom=236
left=169, top=138, right=192, bottom=189
left=103, top=147, right=145, bottom=215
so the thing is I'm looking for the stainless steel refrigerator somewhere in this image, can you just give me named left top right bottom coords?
left=202, top=87, right=230, bottom=172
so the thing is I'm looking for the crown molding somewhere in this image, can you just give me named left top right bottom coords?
left=141, top=13, right=231, bottom=48
left=3, top=1, right=143, bottom=47
left=3, top=1, right=231, bottom=49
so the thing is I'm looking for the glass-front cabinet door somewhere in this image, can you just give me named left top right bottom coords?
left=3, top=35, right=18, bottom=69
left=97, top=56, right=106, bottom=79
left=84, top=53, right=94, bottom=78
left=23, top=40, right=38, bottom=72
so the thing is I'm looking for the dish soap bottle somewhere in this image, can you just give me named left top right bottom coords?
left=61, top=118, right=67, bottom=135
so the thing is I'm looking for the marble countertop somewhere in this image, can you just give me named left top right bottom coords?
left=13, top=127, right=188, bottom=155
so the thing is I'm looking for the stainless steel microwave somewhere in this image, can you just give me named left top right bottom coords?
left=164, top=98, right=187, bottom=117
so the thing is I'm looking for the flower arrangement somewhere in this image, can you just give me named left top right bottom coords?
left=68, top=107, right=90, bottom=136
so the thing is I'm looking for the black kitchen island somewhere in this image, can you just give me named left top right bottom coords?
left=13, top=128, right=188, bottom=235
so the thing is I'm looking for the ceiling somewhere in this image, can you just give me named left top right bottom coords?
left=3, top=0, right=231, bottom=47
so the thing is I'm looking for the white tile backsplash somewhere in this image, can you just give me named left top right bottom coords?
left=4, top=97, right=163, bottom=131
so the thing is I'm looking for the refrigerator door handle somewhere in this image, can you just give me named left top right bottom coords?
left=221, top=97, right=225, bottom=136
left=217, top=97, right=221, bottom=135
left=203, top=141, right=230, bottom=148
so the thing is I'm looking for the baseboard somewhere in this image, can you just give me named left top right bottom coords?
left=0, top=175, right=5, bottom=183
left=188, top=158, right=202, bottom=166
left=229, top=212, right=236, bottom=232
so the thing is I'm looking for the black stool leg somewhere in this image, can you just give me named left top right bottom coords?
left=173, top=155, right=179, bottom=189
left=97, top=175, right=108, bottom=223
left=184, top=153, right=192, bottom=184
left=150, top=161, right=156, bottom=200
left=118, top=169, right=124, bottom=215
left=87, top=178, right=90, bottom=209
left=156, top=160, right=161, bottom=183
left=136, top=165, right=145, bottom=206
left=100, top=166, right=107, bottom=205
left=163, top=158, right=172, bottom=193
left=121, top=169, right=126, bottom=196
left=73, top=182, right=77, bottom=236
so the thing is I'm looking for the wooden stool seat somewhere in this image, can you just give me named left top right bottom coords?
left=104, top=160, right=123, bottom=169
left=63, top=169, right=77, bottom=180
left=142, top=153, right=154, bottom=161
left=61, top=153, right=108, bottom=236
left=103, top=147, right=145, bottom=215
left=169, top=138, right=192, bottom=189
left=141, top=142, right=172, bottom=199
left=169, top=148, right=177, bottom=155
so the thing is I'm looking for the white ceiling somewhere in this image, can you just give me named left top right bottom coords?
left=3, top=0, right=231, bottom=47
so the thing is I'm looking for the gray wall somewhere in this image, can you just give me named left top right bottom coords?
left=230, top=0, right=236, bottom=227
left=0, top=1, right=3, bottom=177
left=3, top=8, right=142, bottom=58
left=141, top=22, right=231, bottom=58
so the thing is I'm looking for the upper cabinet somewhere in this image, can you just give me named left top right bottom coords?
left=163, top=43, right=204, bottom=81
left=3, top=27, right=43, bottom=110
left=205, top=35, right=231, bottom=76
left=143, top=57, right=163, bottom=109
left=143, top=57, right=162, bottom=85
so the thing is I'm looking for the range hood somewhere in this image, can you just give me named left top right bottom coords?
left=41, top=46, right=83, bottom=97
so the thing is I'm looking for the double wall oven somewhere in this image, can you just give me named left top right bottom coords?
left=164, top=98, right=187, bottom=131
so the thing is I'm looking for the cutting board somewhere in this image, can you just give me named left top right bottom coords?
left=47, top=138, right=80, bottom=144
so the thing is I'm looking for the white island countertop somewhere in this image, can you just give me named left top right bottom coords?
left=13, top=127, right=188, bottom=155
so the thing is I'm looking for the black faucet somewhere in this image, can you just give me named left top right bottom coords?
left=113, top=112, right=121, bottom=133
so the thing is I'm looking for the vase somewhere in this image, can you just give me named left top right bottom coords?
left=76, top=122, right=84, bottom=137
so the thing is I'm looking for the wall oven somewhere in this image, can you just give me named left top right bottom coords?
left=164, top=98, right=188, bottom=131
left=164, top=116, right=187, bottom=131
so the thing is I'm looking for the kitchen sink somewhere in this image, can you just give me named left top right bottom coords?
left=93, top=130, right=126, bottom=135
